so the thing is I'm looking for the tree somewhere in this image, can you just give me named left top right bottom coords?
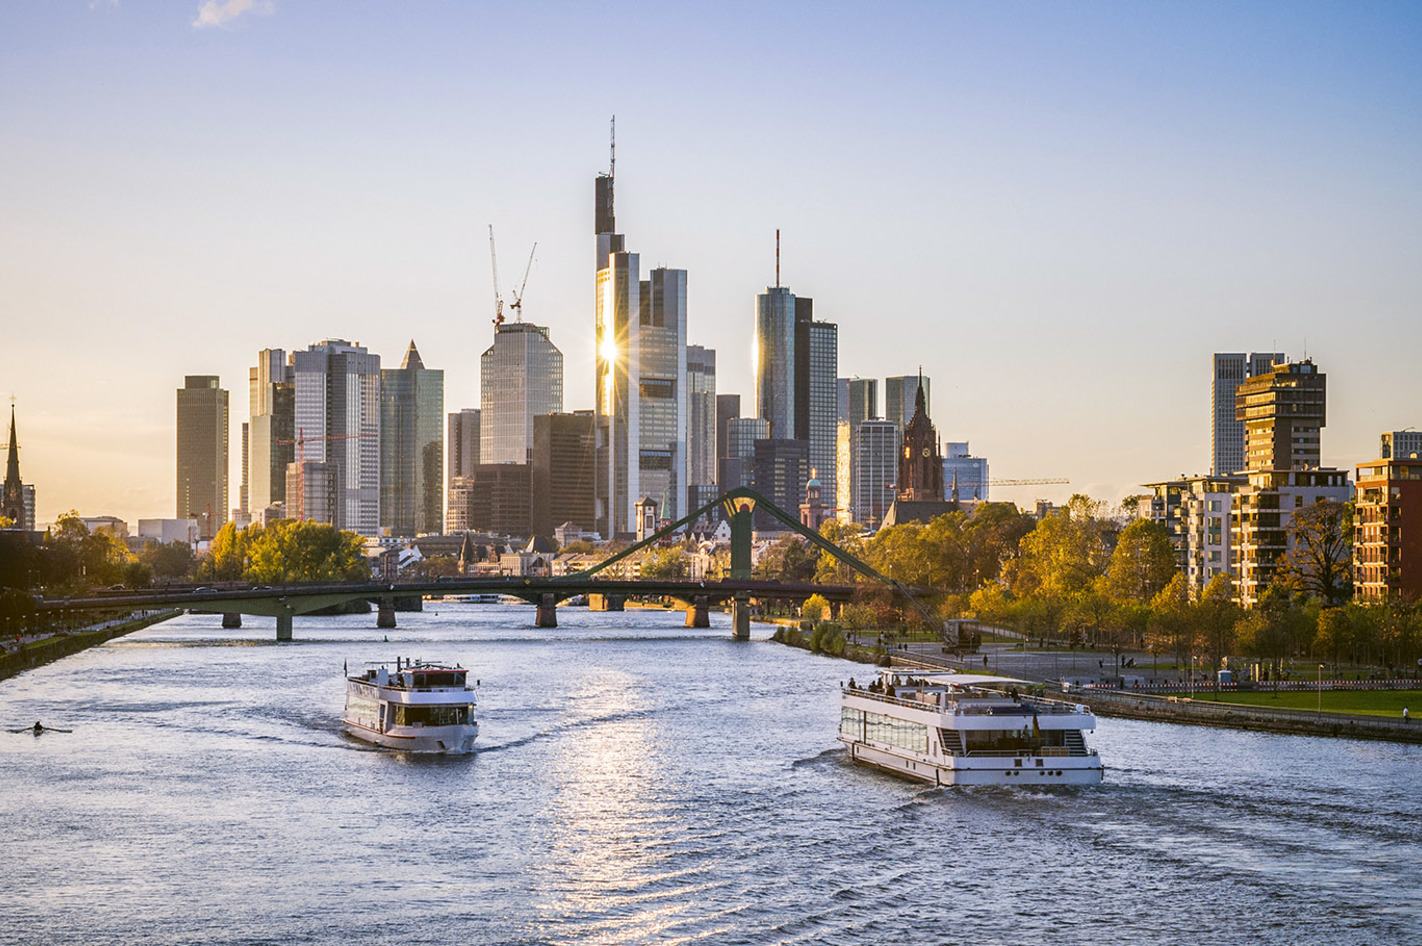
left=1009, top=495, right=1111, bottom=600
left=1195, top=574, right=1241, bottom=673
left=814, top=519, right=868, bottom=584
left=1235, top=585, right=1312, bottom=684
left=245, top=520, right=369, bottom=583
left=1103, top=519, right=1177, bottom=604
left=802, top=593, right=830, bottom=623
left=639, top=546, right=689, bottom=580
left=138, top=540, right=196, bottom=580
left=45, top=511, right=134, bottom=588
left=755, top=535, right=816, bottom=583
left=203, top=521, right=249, bottom=581
left=1279, top=500, right=1352, bottom=605
left=1146, top=572, right=1195, bottom=669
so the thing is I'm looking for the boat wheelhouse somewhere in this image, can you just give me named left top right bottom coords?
left=839, top=669, right=1103, bottom=786
left=343, top=658, right=478, bottom=753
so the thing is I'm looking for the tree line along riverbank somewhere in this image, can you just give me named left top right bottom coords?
left=0, top=610, right=180, bottom=683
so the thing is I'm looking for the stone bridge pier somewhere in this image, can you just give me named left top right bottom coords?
left=732, top=592, right=751, bottom=641
left=535, top=594, right=559, bottom=628
left=684, top=595, right=710, bottom=628
left=377, top=598, right=397, bottom=629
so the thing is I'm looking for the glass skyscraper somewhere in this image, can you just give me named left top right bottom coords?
left=686, top=344, right=717, bottom=509
left=380, top=341, right=444, bottom=537
left=885, top=375, right=930, bottom=437
left=175, top=375, right=228, bottom=539
left=481, top=321, right=563, bottom=465
left=291, top=339, right=382, bottom=535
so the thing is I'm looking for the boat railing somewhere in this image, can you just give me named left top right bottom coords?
left=842, top=687, right=1087, bottom=716
left=963, top=747, right=1096, bottom=758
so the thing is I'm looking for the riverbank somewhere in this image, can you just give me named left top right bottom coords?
left=0, top=610, right=181, bottom=682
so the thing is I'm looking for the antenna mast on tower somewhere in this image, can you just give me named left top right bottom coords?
left=609, top=115, right=615, bottom=214
left=775, top=229, right=780, bottom=288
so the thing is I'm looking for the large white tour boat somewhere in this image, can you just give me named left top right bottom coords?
left=839, top=669, right=1103, bottom=786
left=343, top=658, right=479, bottom=753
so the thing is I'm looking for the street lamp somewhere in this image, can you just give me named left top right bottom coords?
left=1189, top=654, right=1196, bottom=700
left=1317, top=663, right=1325, bottom=715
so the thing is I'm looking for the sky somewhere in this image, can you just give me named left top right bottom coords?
left=2, top=1, right=1420, bottom=528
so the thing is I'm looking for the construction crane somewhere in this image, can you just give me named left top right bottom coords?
left=489, top=224, right=504, bottom=327
left=988, top=477, right=1070, bottom=487
left=506, top=242, right=537, bottom=322
left=276, top=429, right=376, bottom=521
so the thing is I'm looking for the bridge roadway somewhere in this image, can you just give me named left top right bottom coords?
left=35, top=577, right=860, bottom=641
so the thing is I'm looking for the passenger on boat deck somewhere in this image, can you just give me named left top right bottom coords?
left=848, top=678, right=857, bottom=690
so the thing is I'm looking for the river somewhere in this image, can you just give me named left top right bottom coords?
left=1, top=604, right=1418, bottom=945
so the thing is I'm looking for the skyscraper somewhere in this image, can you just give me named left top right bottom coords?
left=446, top=408, right=480, bottom=533
left=248, top=348, right=294, bottom=513
left=1211, top=352, right=1284, bottom=475
left=885, top=375, right=930, bottom=436
left=176, top=375, right=229, bottom=539
left=803, top=316, right=838, bottom=512
left=1237, top=359, right=1326, bottom=472
left=380, top=341, right=444, bottom=537
left=754, top=285, right=796, bottom=440
left=851, top=420, right=898, bottom=528
left=686, top=344, right=717, bottom=509
left=291, top=339, right=381, bottom=535
left=838, top=377, right=878, bottom=430
left=942, top=442, right=989, bottom=502
left=481, top=321, right=563, bottom=466
left=532, top=411, right=596, bottom=537
left=592, top=143, right=690, bottom=537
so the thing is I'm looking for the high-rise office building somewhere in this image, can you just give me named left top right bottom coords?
left=448, top=408, right=481, bottom=478
left=446, top=409, right=480, bottom=533
left=686, top=344, right=717, bottom=509
left=291, top=339, right=381, bottom=535
left=716, top=394, right=740, bottom=486
left=1380, top=430, right=1422, bottom=460
left=637, top=267, right=688, bottom=522
left=593, top=153, right=689, bottom=537
left=1211, top=352, right=1284, bottom=475
left=532, top=411, right=596, bottom=538
left=248, top=348, right=294, bottom=513
left=2, top=405, right=36, bottom=532
left=839, top=377, right=878, bottom=430
left=885, top=375, right=930, bottom=435
left=754, top=286, right=797, bottom=440
left=754, top=269, right=837, bottom=513
left=481, top=321, right=563, bottom=465
left=176, top=375, right=229, bottom=539
left=752, top=438, right=808, bottom=531
left=380, top=341, right=444, bottom=537
left=942, top=442, right=989, bottom=502
left=850, top=420, right=898, bottom=528
left=238, top=422, right=249, bottom=516
left=722, top=416, right=768, bottom=491
left=447, top=464, right=532, bottom=537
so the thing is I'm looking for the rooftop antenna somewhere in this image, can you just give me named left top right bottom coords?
left=775, top=229, right=780, bottom=288
left=609, top=115, right=615, bottom=214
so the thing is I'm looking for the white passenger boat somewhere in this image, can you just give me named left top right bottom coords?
left=839, top=669, right=1103, bottom=786
left=343, top=658, right=478, bottom=753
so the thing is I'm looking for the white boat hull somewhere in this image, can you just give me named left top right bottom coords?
left=843, top=738, right=1102, bottom=786
left=343, top=719, right=478, bottom=754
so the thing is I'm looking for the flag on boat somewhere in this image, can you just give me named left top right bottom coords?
left=1032, top=713, right=1041, bottom=738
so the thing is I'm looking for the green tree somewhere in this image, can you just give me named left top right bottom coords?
left=1009, top=495, right=1111, bottom=600
left=1146, top=572, right=1195, bottom=669
left=801, top=593, right=830, bottom=623
left=202, top=521, right=249, bottom=581
left=755, top=535, right=816, bottom=583
left=245, top=520, right=369, bottom=583
left=1103, top=519, right=1177, bottom=604
left=137, top=539, right=196, bottom=580
left=1196, top=574, right=1241, bottom=673
left=639, top=546, right=689, bottom=580
left=1279, top=500, right=1353, bottom=606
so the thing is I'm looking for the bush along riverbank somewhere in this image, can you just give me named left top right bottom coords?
left=0, top=610, right=181, bottom=682
left=771, top=622, right=889, bottom=665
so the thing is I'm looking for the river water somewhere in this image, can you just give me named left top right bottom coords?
left=1, top=604, right=1418, bottom=946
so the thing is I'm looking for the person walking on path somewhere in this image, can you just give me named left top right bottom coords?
left=1405, top=707, right=1410, bottom=723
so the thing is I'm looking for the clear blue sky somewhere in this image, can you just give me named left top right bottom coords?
left=3, top=1, right=1420, bottom=526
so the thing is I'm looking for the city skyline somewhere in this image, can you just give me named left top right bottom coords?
left=4, top=3, right=1421, bottom=526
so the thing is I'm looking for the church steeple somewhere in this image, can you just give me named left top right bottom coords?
left=3, top=403, right=28, bottom=528
left=897, top=376, right=943, bottom=502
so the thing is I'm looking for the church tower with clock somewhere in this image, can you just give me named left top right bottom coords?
left=896, top=378, right=943, bottom=502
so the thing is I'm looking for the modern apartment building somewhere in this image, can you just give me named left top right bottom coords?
left=481, top=321, right=563, bottom=465
left=1211, top=351, right=1284, bottom=475
left=176, top=375, right=228, bottom=539
left=380, top=341, right=443, bottom=537
left=1354, top=458, right=1422, bottom=602
left=291, top=339, right=381, bottom=535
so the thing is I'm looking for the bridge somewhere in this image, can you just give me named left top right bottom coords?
left=34, top=487, right=938, bottom=641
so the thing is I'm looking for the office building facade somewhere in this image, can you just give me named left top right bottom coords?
left=850, top=420, right=899, bottom=529
left=686, top=344, right=717, bottom=508
left=248, top=348, right=294, bottom=514
left=942, top=442, right=989, bottom=503
left=380, top=341, right=444, bottom=537
left=885, top=375, right=930, bottom=436
left=1380, top=430, right=1422, bottom=460
left=532, top=411, right=597, bottom=538
left=291, top=339, right=381, bottom=535
left=176, top=375, right=229, bottom=539
left=481, top=321, right=563, bottom=465
left=1211, top=352, right=1284, bottom=475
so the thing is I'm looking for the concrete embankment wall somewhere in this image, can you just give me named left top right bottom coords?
left=1067, top=687, right=1422, bottom=745
left=0, top=610, right=181, bottom=682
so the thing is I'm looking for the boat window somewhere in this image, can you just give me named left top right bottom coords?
left=858, top=710, right=928, bottom=753
left=391, top=704, right=469, bottom=727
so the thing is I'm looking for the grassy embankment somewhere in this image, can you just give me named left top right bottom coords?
left=1200, top=688, right=1422, bottom=717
